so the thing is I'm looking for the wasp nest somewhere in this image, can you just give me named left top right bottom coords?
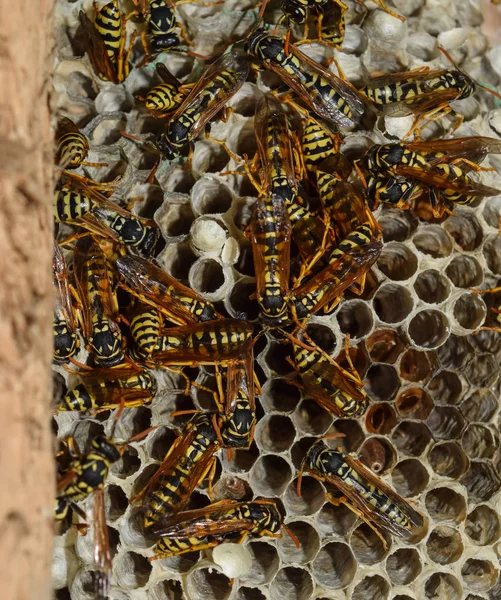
left=52, top=0, right=501, bottom=599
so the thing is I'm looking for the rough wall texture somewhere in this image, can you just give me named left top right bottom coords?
left=0, top=1, right=55, bottom=599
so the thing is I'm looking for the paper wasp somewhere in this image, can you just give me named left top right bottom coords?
left=132, top=412, right=221, bottom=529
left=298, top=439, right=423, bottom=547
left=246, top=29, right=367, bottom=128
left=359, top=48, right=501, bottom=134
left=291, top=223, right=382, bottom=320
left=53, top=242, right=80, bottom=363
left=79, top=0, right=137, bottom=84
left=138, top=63, right=188, bottom=116
left=115, top=254, right=219, bottom=327
left=145, top=318, right=255, bottom=367
left=292, top=332, right=368, bottom=417
left=56, top=421, right=154, bottom=599
left=151, top=499, right=287, bottom=559
left=54, top=179, right=160, bottom=255
left=57, top=363, right=156, bottom=413
left=154, top=51, right=250, bottom=159
left=73, top=237, right=125, bottom=367
left=55, top=118, right=107, bottom=170
left=363, top=137, right=501, bottom=212
left=216, top=354, right=257, bottom=450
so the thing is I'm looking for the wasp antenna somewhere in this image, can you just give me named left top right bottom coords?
left=170, top=409, right=201, bottom=417
left=321, top=432, right=347, bottom=441
left=126, top=426, right=158, bottom=445
left=437, top=45, right=458, bottom=69
left=477, top=82, right=501, bottom=102
left=283, top=524, right=301, bottom=548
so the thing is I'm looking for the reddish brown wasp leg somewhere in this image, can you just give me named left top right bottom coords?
left=372, top=0, right=405, bottom=20
left=404, top=103, right=453, bottom=141
left=470, top=286, right=501, bottom=295
left=165, top=366, right=193, bottom=395
left=449, top=157, right=497, bottom=173
left=293, top=214, right=332, bottom=285
left=324, top=56, right=346, bottom=80
left=206, top=458, right=218, bottom=501
left=204, top=129, right=242, bottom=164
left=176, top=20, right=195, bottom=46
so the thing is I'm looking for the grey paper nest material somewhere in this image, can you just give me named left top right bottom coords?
left=52, top=1, right=501, bottom=599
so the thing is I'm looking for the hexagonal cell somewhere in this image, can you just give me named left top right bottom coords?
left=365, top=403, right=398, bottom=434
left=373, top=284, right=414, bottom=324
left=426, top=524, right=464, bottom=565
left=189, top=258, right=226, bottom=297
left=366, top=328, right=405, bottom=363
left=150, top=578, right=184, bottom=600
left=413, top=224, right=453, bottom=257
left=453, top=293, right=487, bottom=330
left=461, top=461, right=501, bottom=502
left=226, top=278, right=259, bottom=321
left=190, top=178, right=233, bottom=216
left=255, top=414, right=295, bottom=454
left=461, top=390, right=498, bottom=423
left=213, top=476, right=251, bottom=502
left=465, top=353, right=500, bottom=388
left=304, top=323, right=337, bottom=354
left=352, top=575, right=390, bottom=600
left=147, top=427, right=178, bottom=462
left=391, top=458, right=429, bottom=497
left=293, top=400, right=333, bottom=436
left=264, top=342, right=295, bottom=376
left=462, top=424, right=498, bottom=459
left=160, top=241, right=197, bottom=280
left=379, top=207, right=418, bottom=242
left=240, top=541, right=279, bottom=586
left=424, top=572, right=462, bottom=600
left=104, top=484, right=128, bottom=522
left=437, top=334, right=474, bottom=371
left=350, top=523, right=390, bottom=565
left=269, top=567, right=314, bottom=600
left=429, top=441, right=469, bottom=479
left=261, top=379, right=301, bottom=414
left=328, top=419, right=365, bottom=453
left=284, top=475, right=325, bottom=517
left=377, top=242, right=418, bottom=281
left=483, top=234, right=501, bottom=275
left=221, top=441, right=260, bottom=474
left=186, top=567, right=231, bottom=600
left=408, top=309, right=450, bottom=350
left=396, top=388, right=434, bottom=420
left=364, top=364, right=400, bottom=401
left=483, top=195, right=501, bottom=228
left=446, top=255, right=483, bottom=288
left=110, top=445, right=141, bottom=479
left=428, top=370, right=462, bottom=406
left=114, top=551, right=152, bottom=589
left=391, top=421, right=432, bottom=457
left=462, top=558, right=498, bottom=593
left=465, top=505, right=501, bottom=546
left=358, top=437, right=397, bottom=475
left=235, top=588, right=266, bottom=600
left=400, top=349, right=436, bottom=383
left=311, top=542, right=357, bottom=589
left=427, top=407, right=465, bottom=440
left=414, top=269, right=450, bottom=304
left=336, top=300, right=374, bottom=339
left=444, top=212, right=483, bottom=251
left=386, top=548, right=422, bottom=585
left=316, top=501, right=357, bottom=537
left=156, top=200, right=195, bottom=239
left=425, top=487, right=467, bottom=523
left=250, top=455, right=292, bottom=496
left=277, top=520, right=320, bottom=565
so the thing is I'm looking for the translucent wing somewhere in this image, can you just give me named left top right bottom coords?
left=93, top=488, right=113, bottom=600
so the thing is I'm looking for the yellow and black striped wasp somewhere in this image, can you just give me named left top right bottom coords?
left=144, top=318, right=255, bottom=368
left=363, top=136, right=501, bottom=214
left=298, top=439, right=424, bottom=547
left=215, top=353, right=257, bottom=451
left=290, top=223, right=382, bottom=321
left=359, top=47, right=501, bottom=135
left=73, top=237, right=125, bottom=367
left=300, top=115, right=346, bottom=175
left=151, top=499, right=289, bottom=559
left=154, top=50, right=250, bottom=160
left=57, top=362, right=156, bottom=413
left=115, top=254, right=220, bottom=328
left=137, top=62, right=189, bottom=117
left=246, top=29, right=368, bottom=128
left=129, top=302, right=164, bottom=358
left=132, top=412, right=221, bottom=529
left=54, top=178, right=160, bottom=255
left=53, top=241, right=80, bottom=363
left=55, top=118, right=107, bottom=170
left=79, top=0, right=137, bottom=84
left=55, top=419, right=155, bottom=599
left=291, top=332, right=368, bottom=417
